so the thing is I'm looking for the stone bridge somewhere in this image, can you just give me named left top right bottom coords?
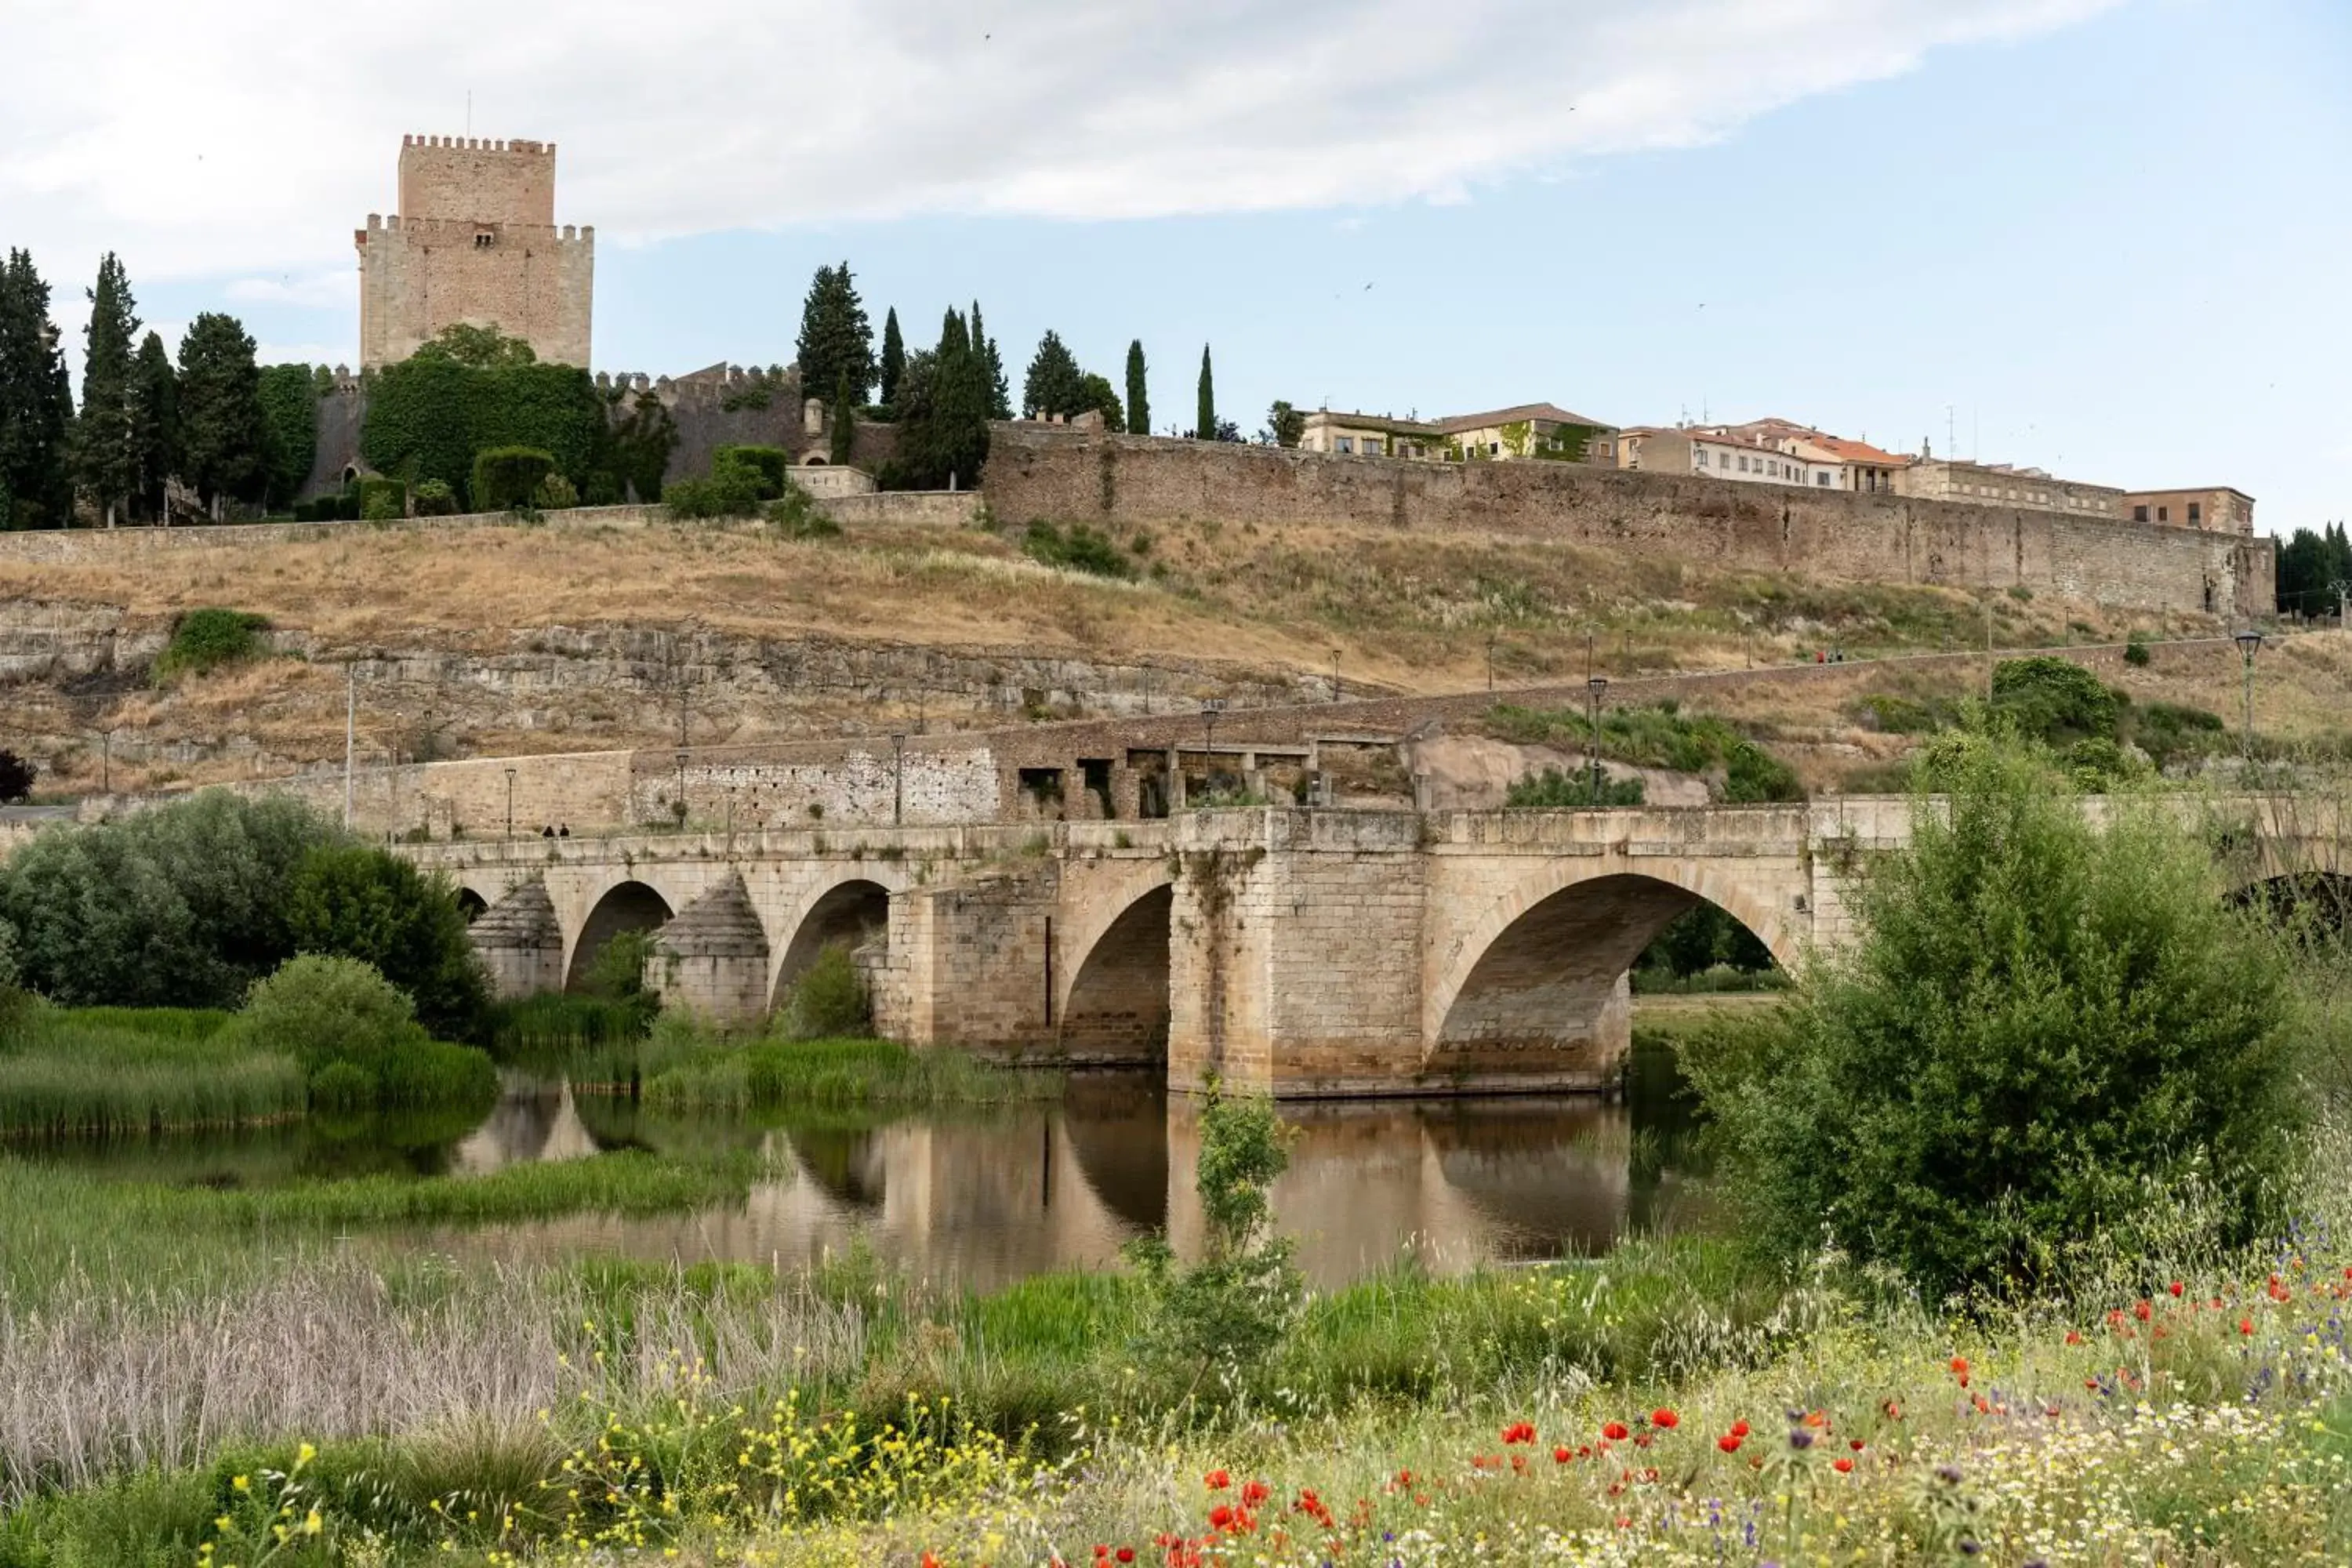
left=403, top=796, right=2342, bottom=1098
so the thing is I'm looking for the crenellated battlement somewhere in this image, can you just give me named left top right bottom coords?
left=359, top=213, right=593, bottom=245
left=401, top=134, right=554, bottom=156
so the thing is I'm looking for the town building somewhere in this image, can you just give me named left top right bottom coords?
left=1616, top=426, right=1842, bottom=488
left=355, top=134, right=594, bottom=369
left=1297, top=402, right=1617, bottom=463
left=1892, top=456, right=2122, bottom=517
left=2120, top=486, right=2256, bottom=535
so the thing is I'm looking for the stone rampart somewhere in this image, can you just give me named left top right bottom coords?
left=982, top=428, right=2276, bottom=619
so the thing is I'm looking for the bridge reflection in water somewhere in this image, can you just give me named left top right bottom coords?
left=426, top=1073, right=1698, bottom=1290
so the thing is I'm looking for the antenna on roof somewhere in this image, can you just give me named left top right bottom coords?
left=466, top=89, right=472, bottom=138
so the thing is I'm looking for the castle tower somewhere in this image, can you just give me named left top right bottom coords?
left=354, top=135, right=593, bottom=369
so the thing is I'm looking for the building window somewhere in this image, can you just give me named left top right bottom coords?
left=2158, top=506, right=2169, bottom=521
left=2188, top=502, right=2202, bottom=524
left=2132, top=504, right=2148, bottom=522
left=473, top=230, right=495, bottom=249
left=1488, top=441, right=1501, bottom=456
left=1817, top=472, right=1831, bottom=487
left=1737, top=455, right=1748, bottom=472
left=1336, top=437, right=1353, bottom=455
left=1695, top=448, right=1708, bottom=467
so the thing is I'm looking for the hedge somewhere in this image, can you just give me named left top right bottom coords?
left=713, top=445, right=791, bottom=500
left=471, top=447, right=557, bottom=513
left=361, top=358, right=603, bottom=508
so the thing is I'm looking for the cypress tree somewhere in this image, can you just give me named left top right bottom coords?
left=829, top=369, right=856, bottom=465
left=72, top=252, right=141, bottom=526
left=0, top=249, right=74, bottom=529
left=877, top=307, right=905, bottom=411
left=129, top=332, right=178, bottom=521
left=1195, top=343, right=1215, bottom=441
left=793, top=262, right=873, bottom=408
left=1022, top=330, right=1087, bottom=419
left=972, top=300, right=1011, bottom=420
left=1124, top=339, right=1149, bottom=437
left=177, top=313, right=269, bottom=518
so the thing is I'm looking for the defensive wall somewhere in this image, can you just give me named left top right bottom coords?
left=981, top=428, right=2277, bottom=620
left=404, top=794, right=2340, bottom=1098
left=78, top=634, right=2264, bottom=841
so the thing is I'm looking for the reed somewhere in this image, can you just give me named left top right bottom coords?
left=640, top=1035, right=1061, bottom=1112
left=0, top=1008, right=305, bottom=1138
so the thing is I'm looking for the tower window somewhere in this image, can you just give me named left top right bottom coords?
left=474, top=230, right=495, bottom=249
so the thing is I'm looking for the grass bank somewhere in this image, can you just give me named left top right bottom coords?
left=0, top=1007, right=304, bottom=1138
left=637, top=1033, right=1062, bottom=1112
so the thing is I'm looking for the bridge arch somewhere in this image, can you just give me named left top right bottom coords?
left=1425, top=861, right=1801, bottom=1079
left=564, top=880, right=675, bottom=992
left=1058, top=882, right=1174, bottom=1064
left=771, top=877, right=892, bottom=1007
left=455, top=886, right=489, bottom=924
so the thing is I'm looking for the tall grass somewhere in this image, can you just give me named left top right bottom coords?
left=640, top=1034, right=1061, bottom=1112
left=0, top=1007, right=305, bottom=1138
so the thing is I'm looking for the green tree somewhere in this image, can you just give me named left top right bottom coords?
left=1124, top=339, right=1150, bottom=437
left=0, top=791, right=333, bottom=1008
left=361, top=358, right=603, bottom=507
left=285, top=844, right=489, bottom=1041
left=72, top=253, right=141, bottom=525
left=1989, top=655, right=2122, bottom=745
left=129, top=331, right=179, bottom=520
left=0, top=249, right=75, bottom=529
left=409, top=322, right=536, bottom=368
left=877, top=307, right=906, bottom=412
left=971, top=299, right=1011, bottom=419
left=1194, top=343, right=1215, bottom=441
left=255, top=364, right=318, bottom=510
left=1686, top=739, right=2300, bottom=1298
left=888, top=310, right=990, bottom=489
left=176, top=313, right=270, bottom=518
left=829, top=371, right=857, bottom=464
left=1263, top=400, right=1305, bottom=448
left=1076, top=372, right=1126, bottom=432
left=2275, top=522, right=2351, bottom=618
left=794, top=263, right=873, bottom=408
left=1022, top=329, right=1087, bottom=419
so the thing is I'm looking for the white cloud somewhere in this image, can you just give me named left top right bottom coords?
left=1, top=0, right=2118, bottom=285
left=226, top=270, right=356, bottom=309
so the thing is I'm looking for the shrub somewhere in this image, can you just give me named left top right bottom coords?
left=411, top=478, right=458, bottom=516
left=2124, top=633, right=2153, bottom=667
left=581, top=928, right=656, bottom=1003
left=470, top=445, right=557, bottom=512
left=1990, top=655, right=2122, bottom=745
left=1684, top=739, right=2301, bottom=1299
left=0, top=750, right=31, bottom=804
left=712, top=445, right=791, bottom=500
left=535, top=471, right=579, bottom=510
left=285, top=845, right=489, bottom=1042
left=765, top=483, right=840, bottom=539
left=774, top=940, right=871, bottom=1039
left=662, top=474, right=762, bottom=521
left=232, top=953, right=495, bottom=1109
left=152, top=608, right=270, bottom=683
left=1022, top=520, right=1134, bottom=579
left=1487, top=701, right=1803, bottom=803
left=354, top=475, right=405, bottom=521
left=1505, top=767, right=1646, bottom=808
left=2133, top=701, right=2227, bottom=771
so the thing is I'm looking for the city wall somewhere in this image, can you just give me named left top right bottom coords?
left=982, top=429, right=2277, bottom=619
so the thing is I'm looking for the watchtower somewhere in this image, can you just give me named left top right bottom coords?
left=354, top=135, right=593, bottom=369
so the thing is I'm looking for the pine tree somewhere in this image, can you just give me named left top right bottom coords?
left=1124, top=339, right=1150, bottom=437
left=176, top=313, right=269, bottom=518
left=877, top=307, right=906, bottom=411
left=829, top=369, right=856, bottom=466
left=0, top=249, right=74, bottom=530
left=1022, top=330, right=1087, bottom=419
left=793, top=262, right=874, bottom=408
left=1195, top=344, right=1216, bottom=441
left=129, top=332, right=177, bottom=520
left=971, top=300, right=1011, bottom=420
left=72, top=252, right=141, bottom=527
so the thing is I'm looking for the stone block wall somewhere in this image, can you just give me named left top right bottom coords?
left=880, top=868, right=1058, bottom=1054
left=982, top=427, right=2276, bottom=619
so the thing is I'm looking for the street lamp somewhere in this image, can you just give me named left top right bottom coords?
left=891, top=732, right=907, bottom=826
left=504, top=766, right=516, bottom=840
left=673, top=748, right=688, bottom=826
left=1586, top=675, right=1610, bottom=804
left=1330, top=648, right=1342, bottom=704
left=2234, top=628, right=2264, bottom=760
left=1201, top=699, right=1226, bottom=800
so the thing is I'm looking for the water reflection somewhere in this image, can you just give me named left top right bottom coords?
left=24, top=1065, right=1707, bottom=1290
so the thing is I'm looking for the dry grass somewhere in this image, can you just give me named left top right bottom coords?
left=5, top=514, right=2339, bottom=795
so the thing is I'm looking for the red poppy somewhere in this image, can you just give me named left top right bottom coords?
left=1650, top=1407, right=1679, bottom=1429
left=1730, top=1419, right=1751, bottom=1437
left=1207, top=1504, right=1234, bottom=1530
left=1949, top=1356, right=1969, bottom=1377
left=1241, top=1480, right=1270, bottom=1506
left=1718, top=1432, right=1744, bottom=1454
left=1849, top=1439, right=1866, bottom=1451
left=2065, top=1330, right=2082, bottom=1345
left=1116, top=1552, right=1134, bottom=1565
left=1554, top=1446, right=1573, bottom=1464
left=2168, top=1280, right=2185, bottom=1297
left=1832, top=1457, right=1854, bottom=1474
left=2239, top=1317, right=2255, bottom=1336
left=1602, top=1421, right=1630, bottom=1441
left=1501, top=1421, right=1537, bottom=1446
left=2132, top=1299, right=2151, bottom=1322
left=1203, top=1470, right=1230, bottom=1490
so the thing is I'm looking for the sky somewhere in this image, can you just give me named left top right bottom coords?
left=5, top=0, right=2347, bottom=535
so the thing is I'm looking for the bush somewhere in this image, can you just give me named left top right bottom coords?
left=712, top=445, right=791, bottom=500
left=470, top=446, right=557, bottom=512
left=1685, top=739, right=2301, bottom=1299
left=1022, top=520, right=1134, bottom=579
left=1487, top=700, right=1804, bottom=803
left=2124, top=633, right=2153, bottom=667
left=0, top=791, right=336, bottom=1009
left=1991, top=655, right=2122, bottom=745
left=765, top=484, right=840, bottom=539
left=152, top=608, right=270, bottom=683
left=581, top=928, right=656, bottom=1003
left=285, top=844, right=489, bottom=1042
left=535, top=471, right=579, bottom=510
left=774, top=940, right=871, bottom=1039
left=1505, top=767, right=1646, bottom=808
left=662, top=474, right=763, bottom=521
left=232, top=953, right=495, bottom=1109
left=0, top=750, right=31, bottom=804
left=354, top=475, right=405, bottom=521
left=411, top=478, right=457, bottom=516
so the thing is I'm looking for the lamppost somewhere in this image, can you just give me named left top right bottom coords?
left=1201, top=699, right=1226, bottom=800
left=673, top=748, right=688, bottom=826
left=1486, top=632, right=1497, bottom=691
left=1586, top=674, right=1610, bottom=804
left=891, top=732, right=907, bottom=826
left=1330, top=648, right=1342, bottom=704
left=504, top=766, right=516, bottom=840
left=2235, top=628, right=2264, bottom=760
